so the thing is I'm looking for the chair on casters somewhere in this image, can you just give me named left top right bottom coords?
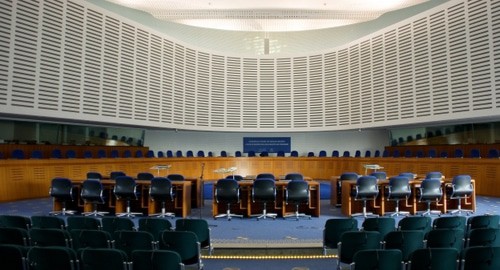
left=49, top=177, right=76, bottom=216
left=283, top=180, right=311, bottom=220
left=214, top=178, right=243, bottom=220
left=350, top=176, right=379, bottom=218
left=81, top=180, right=109, bottom=216
left=385, top=176, right=411, bottom=217
left=251, top=178, right=277, bottom=220
left=114, top=176, right=142, bottom=217
left=149, top=177, right=175, bottom=218
left=418, top=178, right=443, bottom=216
left=446, top=174, right=474, bottom=215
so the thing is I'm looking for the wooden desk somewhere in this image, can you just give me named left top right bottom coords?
left=336, top=178, right=476, bottom=216
left=53, top=179, right=192, bottom=218
left=211, top=180, right=321, bottom=218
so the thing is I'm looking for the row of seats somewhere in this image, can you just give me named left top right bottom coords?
left=337, top=171, right=474, bottom=218
left=0, top=215, right=211, bottom=269
left=324, top=215, right=500, bottom=269
left=214, top=173, right=310, bottom=220
left=8, top=149, right=155, bottom=159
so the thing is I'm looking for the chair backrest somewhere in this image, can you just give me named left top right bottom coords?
left=362, top=217, right=396, bottom=240
left=468, top=228, right=500, bottom=247
left=157, top=151, right=165, bottom=158
left=220, top=151, right=227, bottom=157
left=29, top=228, right=71, bottom=247
left=176, top=150, right=183, bottom=157
left=215, top=179, right=240, bottom=204
left=398, top=216, right=432, bottom=235
left=31, top=150, right=43, bottom=159
left=409, top=248, right=459, bottom=270
left=101, top=217, right=135, bottom=235
left=247, top=151, right=256, bottom=157
left=419, top=178, right=442, bottom=201
left=146, top=150, right=155, bottom=158
left=86, top=172, right=102, bottom=180
left=323, top=218, right=358, bottom=250
left=467, top=214, right=500, bottom=231
left=186, top=150, right=194, bottom=157
left=149, top=177, right=173, bottom=201
left=370, top=171, right=387, bottom=180
left=307, top=151, right=314, bottom=157
left=433, top=216, right=467, bottom=231
left=487, top=148, right=499, bottom=158
left=256, top=173, right=275, bottom=180
left=364, top=150, right=372, bottom=157
left=342, top=151, right=350, bottom=157
left=11, top=149, right=25, bottom=159
left=286, top=180, right=309, bottom=204
left=79, top=248, right=129, bottom=270
left=27, top=246, right=78, bottom=270
left=197, top=150, right=205, bottom=157
left=252, top=179, right=276, bottom=203
left=70, top=229, right=113, bottom=250
left=135, top=150, right=144, bottom=158
left=384, top=230, right=425, bottom=262
left=277, top=151, right=285, bottom=157
left=114, top=230, right=155, bottom=258
left=66, top=216, right=101, bottom=231
left=166, top=150, right=174, bottom=157
left=426, top=228, right=464, bottom=251
left=65, top=149, right=76, bottom=158
left=284, top=173, right=304, bottom=180
left=428, top=149, right=437, bottom=158
left=340, top=172, right=358, bottom=180
left=123, top=150, right=132, bottom=158
left=139, top=217, right=173, bottom=242
left=31, top=216, right=65, bottom=229
left=374, top=150, right=381, bottom=157
left=398, top=172, right=415, bottom=180
left=354, top=176, right=379, bottom=199
left=0, top=243, right=29, bottom=270
left=352, top=249, right=403, bottom=270
left=50, top=149, right=62, bottom=159
left=159, top=230, right=201, bottom=267
left=471, top=148, right=481, bottom=158
left=0, top=215, right=31, bottom=230
left=80, top=180, right=105, bottom=203
left=137, top=172, right=155, bottom=180
left=319, top=150, right=327, bottom=157
left=338, top=231, right=381, bottom=265
left=114, top=176, right=137, bottom=199
left=110, top=171, right=126, bottom=180
left=354, top=150, right=361, bottom=157
left=235, top=151, right=242, bottom=157
left=97, top=149, right=106, bottom=158
left=49, top=178, right=74, bottom=200
left=0, top=227, right=29, bottom=246
left=387, top=176, right=411, bottom=200
left=426, top=171, right=443, bottom=179
left=132, top=250, right=184, bottom=270
left=175, top=218, right=211, bottom=252
left=462, top=246, right=500, bottom=270
left=450, top=174, right=473, bottom=198
left=454, top=148, right=464, bottom=158
left=167, top=174, right=185, bottom=181
left=331, top=150, right=339, bottom=157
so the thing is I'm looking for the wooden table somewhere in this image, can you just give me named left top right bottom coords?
left=334, top=178, right=476, bottom=216
left=211, top=180, right=321, bottom=218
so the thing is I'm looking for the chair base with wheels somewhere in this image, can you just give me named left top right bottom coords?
left=82, top=204, right=109, bottom=217
left=49, top=203, right=76, bottom=216
left=351, top=200, right=379, bottom=218
left=116, top=201, right=143, bottom=217
left=214, top=203, right=243, bottom=220
left=283, top=205, right=311, bottom=220
left=418, top=201, right=441, bottom=216
left=385, top=201, right=410, bottom=217
left=149, top=201, right=175, bottom=218
left=252, top=203, right=277, bottom=220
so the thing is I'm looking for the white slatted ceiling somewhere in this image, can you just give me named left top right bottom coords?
left=0, top=0, right=499, bottom=132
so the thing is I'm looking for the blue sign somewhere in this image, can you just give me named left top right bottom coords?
left=243, top=137, right=291, bottom=153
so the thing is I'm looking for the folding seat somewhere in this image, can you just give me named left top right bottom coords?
left=384, top=230, right=425, bottom=263
left=159, top=230, right=203, bottom=270
left=0, top=244, right=29, bottom=270
left=101, top=217, right=136, bottom=235
left=322, top=218, right=358, bottom=255
left=175, top=218, right=213, bottom=255
left=408, top=248, right=459, bottom=270
left=352, top=249, right=403, bottom=270
left=31, top=215, right=65, bottom=229
left=138, top=217, right=173, bottom=243
left=113, top=230, right=155, bottom=258
left=336, top=231, right=381, bottom=269
left=66, top=216, right=101, bottom=231
left=29, top=228, right=72, bottom=248
left=0, top=227, right=30, bottom=246
left=361, top=217, right=396, bottom=241
left=79, top=248, right=129, bottom=270
left=27, top=246, right=78, bottom=270
left=0, top=215, right=31, bottom=230
left=70, top=229, right=113, bottom=251
left=132, top=250, right=184, bottom=270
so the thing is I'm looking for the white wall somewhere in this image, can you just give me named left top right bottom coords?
left=145, top=129, right=390, bottom=157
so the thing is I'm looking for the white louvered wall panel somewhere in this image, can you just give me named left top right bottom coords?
left=0, top=0, right=499, bottom=132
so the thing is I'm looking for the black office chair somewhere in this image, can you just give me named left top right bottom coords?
left=290, top=150, right=299, bottom=157
left=350, top=176, right=379, bottom=218
left=167, top=174, right=185, bottom=181
left=110, top=171, right=126, bottom=180
left=418, top=178, right=443, bottom=216
left=137, top=172, right=155, bottom=180
left=252, top=178, right=277, bottom=220
left=214, top=179, right=243, bottom=220
left=256, top=173, right=275, bottom=180
left=385, top=176, right=411, bottom=217
left=446, top=174, right=474, bottom=215
left=114, top=176, right=142, bottom=217
left=284, top=173, right=304, bottom=181
left=284, top=180, right=311, bottom=220
left=49, top=177, right=76, bottom=216
left=81, top=180, right=109, bottom=216
left=149, top=177, right=175, bottom=218
left=86, top=172, right=102, bottom=181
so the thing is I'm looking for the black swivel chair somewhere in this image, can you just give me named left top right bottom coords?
left=110, top=171, right=126, bottom=180
left=251, top=178, right=277, bottom=220
left=149, top=177, right=175, bottom=218
left=385, top=176, right=411, bottom=216
left=86, top=172, right=102, bottom=181
left=137, top=172, right=155, bottom=180
left=336, top=172, right=359, bottom=206
left=256, top=173, right=275, bottom=180
left=214, top=179, right=243, bottom=220
left=285, top=173, right=304, bottom=181
left=167, top=174, right=185, bottom=181
left=350, top=176, right=379, bottom=218
left=418, top=178, right=443, bottom=216
left=114, top=176, right=142, bottom=217
left=49, top=177, right=76, bottom=216
left=447, top=174, right=474, bottom=215
left=81, top=180, right=109, bottom=216
left=284, top=180, right=311, bottom=220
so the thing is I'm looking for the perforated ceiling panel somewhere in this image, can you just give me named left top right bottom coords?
left=0, top=0, right=499, bottom=132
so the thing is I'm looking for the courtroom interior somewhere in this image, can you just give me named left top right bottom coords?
left=1, top=0, right=500, bottom=269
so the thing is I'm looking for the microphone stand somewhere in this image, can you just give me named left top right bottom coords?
left=199, top=163, right=205, bottom=219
